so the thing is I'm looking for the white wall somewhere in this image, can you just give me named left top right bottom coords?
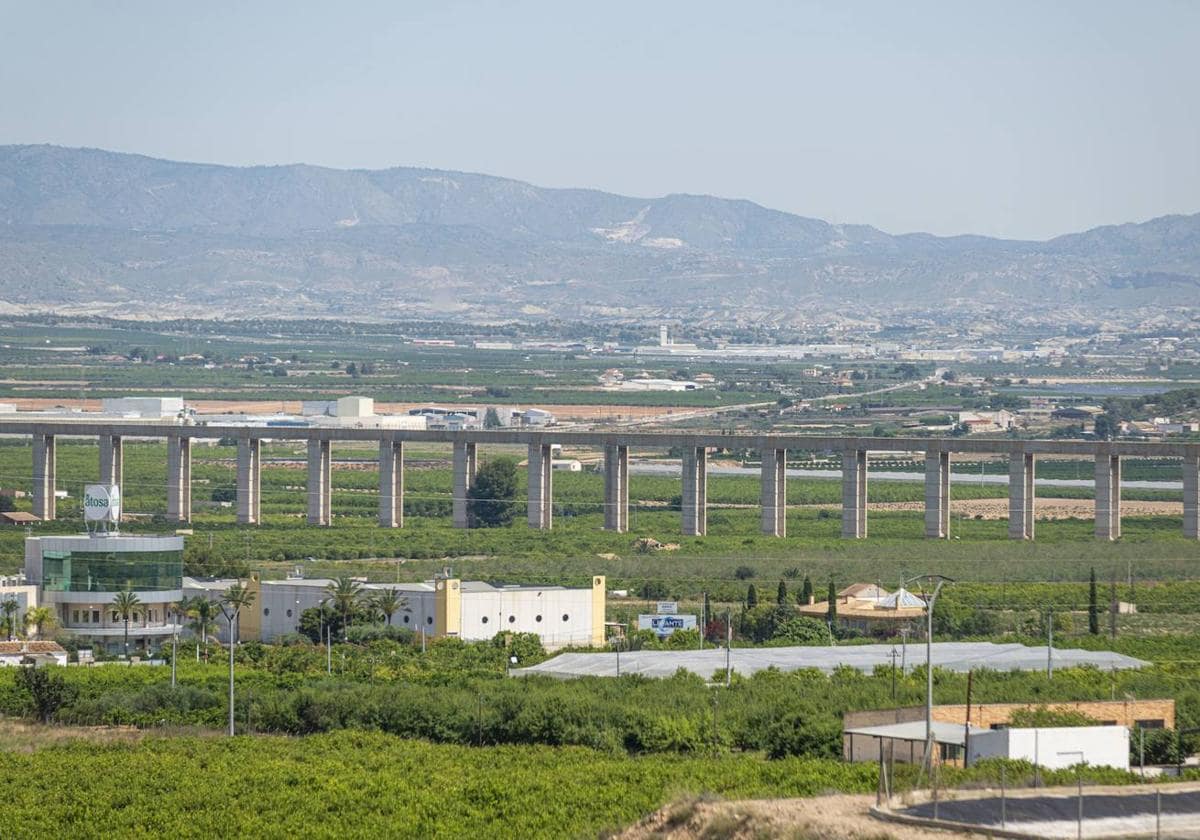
left=968, top=726, right=1130, bottom=770
left=252, top=581, right=437, bottom=642
left=459, top=588, right=594, bottom=647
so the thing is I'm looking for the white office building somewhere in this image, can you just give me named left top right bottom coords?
left=25, top=533, right=184, bottom=654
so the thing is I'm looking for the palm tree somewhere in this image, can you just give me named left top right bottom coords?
left=371, top=589, right=409, bottom=626
left=182, top=595, right=218, bottom=662
left=23, top=606, right=55, bottom=640
left=325, top=576, right=362, bottom=641
left=111, top=590, right=141, bottom=663
left=1, top=596, right=18, bottom=641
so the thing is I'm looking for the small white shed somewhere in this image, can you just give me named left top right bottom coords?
left=967, top=726, right=1129, bottom=770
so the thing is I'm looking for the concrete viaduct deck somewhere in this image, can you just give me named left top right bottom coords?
left=6, top=422, right=1200, bottom=541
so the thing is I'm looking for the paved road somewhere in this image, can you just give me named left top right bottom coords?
left=905, top=788, right=1200, bottom=828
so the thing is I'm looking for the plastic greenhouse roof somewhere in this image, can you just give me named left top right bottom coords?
left=511, top=642, right=1147, bottom=680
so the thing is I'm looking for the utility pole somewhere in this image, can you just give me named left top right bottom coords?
left=1047, top=608, right=1054, bottom=679
left=725, top=611, right=732, bottom=687
left=904, top=573, right=951, bottom=777
left=1109, top=572, right=1118, bottom=640
left=889, top=647, right=899, bottom=699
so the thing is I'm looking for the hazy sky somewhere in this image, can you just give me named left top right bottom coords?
left=2, top=1, right=1197, bottom=239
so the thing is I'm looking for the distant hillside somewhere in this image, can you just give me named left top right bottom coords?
left=0, top=145, right=1196, bottom=321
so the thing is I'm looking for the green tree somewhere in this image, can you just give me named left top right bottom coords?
left=483, top=407, right=502, bottom=429
left=746, top=584, right=758, bottom=609
left=15, top=665, right=71, bottom=723
left=22, top=606, right=55, bottom=639
left=0, top=495, right=14, bottom=514
left=776, top=580, right=788, bottom=606
left=799, top=575, right=814, bottom=605
left=1093, top=413, right=1119, bottom=440
left=1088, top=567, right=1100, bottom=635
left=371, top=589, right=408, bottom=626
left=468, top=458, right=518, bottom=528
left=1, top=596, right=19, bottom=640
left=111, top=590, right=141, bottom=662
left=325, top=577, right=363, bottom=641
left=298, top=603, right=342, bottom=644
left=182, top=595, right=219, bottom=662
left=826, top=579, right=837, bottom=625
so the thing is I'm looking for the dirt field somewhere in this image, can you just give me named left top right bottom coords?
left=619, top=792, right=986, bottom=839
left=6, top=397, right=681, bottom=422
left=804, top=498, right=1182, bottom=520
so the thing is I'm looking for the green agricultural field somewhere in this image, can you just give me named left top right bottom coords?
left=0, top=731, right=878, bottom=839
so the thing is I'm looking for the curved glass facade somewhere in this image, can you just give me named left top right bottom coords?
left=41, top=548, right=182, bottom=594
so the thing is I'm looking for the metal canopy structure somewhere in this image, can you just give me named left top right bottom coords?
left=844, top=720, right=986, bottom=747
left=511, top=641, right=1147, bottom=680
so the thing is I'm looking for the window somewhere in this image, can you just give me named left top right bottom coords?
left=481, top=616, right=489, bottom=624
left=40, top=547, right=183, bottom=593
left=403, top=615, right=410, bottom=624
left=426, top=616, right=433, bottom=625
left=1098, top=720, right=1118, bottom=726
left=92, top=610, right=100, bottom=623
left=72, top=610, right=80, bottom=623
left=263, top=608, right=270, bottom=617
left=508, top=615, right=516, bottom=624
left=562, top=614, right=570, bottom=622
left=1136, top=719, right=1165, bottom=729
left=285, top=609, right=292, bottom=618
left=535, top=615, right=542, bottom=623
left=111, top=612, right=118, bottom=623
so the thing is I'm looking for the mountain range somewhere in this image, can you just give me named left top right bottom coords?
left=1, top=144, right=1197, bottom=323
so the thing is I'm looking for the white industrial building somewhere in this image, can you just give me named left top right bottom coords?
left=190, top=575, right=607, bottom=650
left=298, top=397, right=426, bottom=430
left=101, top=397, right=185, bottom=418
left=521, top=408, right=556, bottom=426
left=967, top=726, right=1130, bottom=770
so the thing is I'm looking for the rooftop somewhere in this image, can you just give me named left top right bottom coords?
left=0, top=641, right=66, bottom=655
left=844, top=720, right=986, bottom=746
left=513, top=642, right=1148, bottom=680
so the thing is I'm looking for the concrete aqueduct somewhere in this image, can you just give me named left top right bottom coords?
left=8, top=422, right=1200, bottom=541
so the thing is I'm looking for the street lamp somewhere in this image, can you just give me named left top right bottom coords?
left=216, top=581, right=255, bottom=737
left=170, top=606, right=178, bottom=689
left=903, top=573, right=954, bottom=775
left=319, top=597, right=332, bottom=675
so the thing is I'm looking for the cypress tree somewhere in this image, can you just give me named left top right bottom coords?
left=746, top=584, right=758, bottom=609
left=777, top=579, right=788, bottom=606
left=826, top=579, right=837, bottom=625
left=1088, top=567, right=1100, bottom=635
left=800, top=574, right=814, bottom=604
